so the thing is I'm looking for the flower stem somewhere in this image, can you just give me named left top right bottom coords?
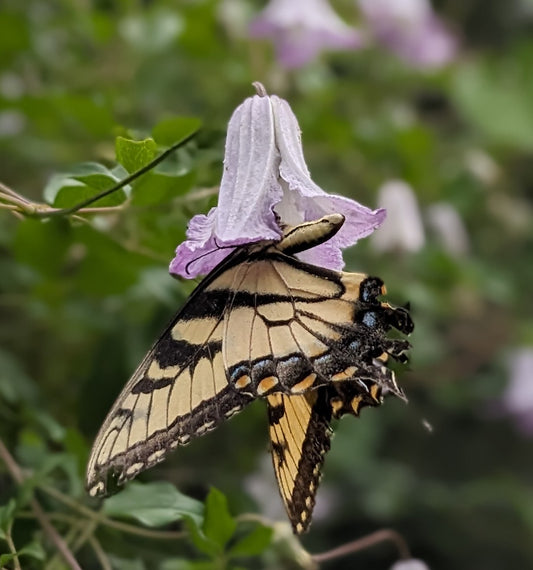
left=88, top=535, right=113, bottom=570
left=40, top=485, right=187, bottom=540
left=0, top=437, right=83, bottom=570
left=311, top=528, right=411, bottom=564
left=0, top=128, right=198, bottom=220
left=4, top=520, right=22, bottom=570
left=252, top=81, right=268, bottom=96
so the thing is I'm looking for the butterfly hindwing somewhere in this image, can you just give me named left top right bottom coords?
left=266, top=375, right=400, bottom=534
left=267, top=390, right=333, bottom=534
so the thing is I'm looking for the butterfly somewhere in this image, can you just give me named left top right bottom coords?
left=86, top=213, right=413, bottom=533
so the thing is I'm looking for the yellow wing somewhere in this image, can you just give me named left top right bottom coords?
left=267, top=390, right=332, bottom=534
left=86, top=214, right=413, bottom=498
left=266, top=375, right=400, bottom=534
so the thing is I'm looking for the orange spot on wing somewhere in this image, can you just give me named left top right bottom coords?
left=291, top=373, right=317, bottom=393
left=235, top=375, right=251, bottom=389
left=331, top=366, right=357, bottom=381
left=257, top=376, right=279, bottom=395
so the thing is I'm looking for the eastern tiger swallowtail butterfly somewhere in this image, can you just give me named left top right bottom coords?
left=86, top=213, right=413, bottom=534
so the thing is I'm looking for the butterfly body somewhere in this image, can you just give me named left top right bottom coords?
left=86, top=214, right=413, bottom=532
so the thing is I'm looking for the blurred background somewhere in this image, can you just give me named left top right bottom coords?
left=1, top=0, right=533, bottom=569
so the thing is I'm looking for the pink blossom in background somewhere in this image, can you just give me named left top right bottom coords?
left=426, top=202, right=469, bottom=257
left=170, top=85, right=385, bottom=278
left=357, top=0, right=457, bottom=69
left=371, top=180, right=425, bottom=253
left=249, top=0, right=364, bottom=68
left=390, top=560, right=430, bottom=570
left=502, top=348, right=533, bottom=435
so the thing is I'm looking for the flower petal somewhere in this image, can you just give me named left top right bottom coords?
left=272, top=95, right=385, bottom=268
left=216, top=95, right=283, bottom=243
left=169, top=209, right=238, bottom=277
left=170, top=95, right=284, bottom=278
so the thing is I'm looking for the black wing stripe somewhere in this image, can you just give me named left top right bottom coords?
left=279, top=397, right=306, bottom=489
left=282, top=397, right=304, bottom=474
left=286, top=394, right=307, bottom=449
left=221, top=261, right=254, bottom=372
left=207, top=342, right=218, bottom=424
left=269, top=398, right=298, bottom=505
left=275, top=427, right=298, bottom=511
left=248, top=262, right=261, bottom=377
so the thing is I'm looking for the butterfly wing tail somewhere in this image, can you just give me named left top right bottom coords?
left=267, top=390, right=333, bottom=534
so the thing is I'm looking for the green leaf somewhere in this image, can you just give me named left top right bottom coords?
left=103, top=482, right=204, bottom=528
left=179, top=489, right=236, bottom=559
left=161, top=559, right=219, bottom=570
left=68, top=162, right=120, bottom=187
left=0, top=553, right=16, bottom=566
left=183, top=516, right=220, bottom=558
left=116, top=136, right=158, bottom=174
left=152, top=116, right=202, bottom=147
left=131, top=170, right=196, bottom=206
left=229, top=524, right=273, bottom=557
left=55, top=184, right=126, bottom=209
left=44, top=175, right=84, bottom=205
left=202, top=487, right=237, bottom=551
left=0, top=500, right=17, bottom=540
left=19, top=540, right=46, bottom=561
left=107, top=555, right=146, bottom=570
left=44, top=162, right=127, bottom=208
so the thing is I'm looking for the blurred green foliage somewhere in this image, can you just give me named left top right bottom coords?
left=1, top=0, right=533, bottom=569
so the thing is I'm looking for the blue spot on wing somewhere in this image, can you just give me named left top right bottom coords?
left=362, top=312, right=377, bottom=328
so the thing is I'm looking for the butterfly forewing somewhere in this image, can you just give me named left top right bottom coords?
left=86, top=267, right=254, bottom=497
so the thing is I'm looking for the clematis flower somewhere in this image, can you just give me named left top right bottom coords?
left=170, top=85, right=385, bottom=278
left=249, top=0, right=364, bottom=69
left=371, top=180, right=425, bottom=253
left=357, top=0, right=457, bottom=69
